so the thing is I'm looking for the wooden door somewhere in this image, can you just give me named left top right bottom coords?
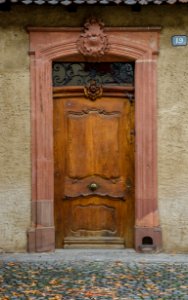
left=53, top=86, right=135, bottom=248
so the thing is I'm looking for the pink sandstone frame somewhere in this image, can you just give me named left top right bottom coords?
left=27, top=26, right=162, bottom=252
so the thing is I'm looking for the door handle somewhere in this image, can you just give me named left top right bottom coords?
left=88, top=182, right=99, bottom=192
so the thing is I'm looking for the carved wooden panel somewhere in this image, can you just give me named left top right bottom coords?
left=67, top=109, right=120, bottom=178
left=64, top=176, right=124, bottom=198
left=70, top=204, right=116, bottom=233
left=63, top=97, right=127, bottom=199
left=53, top=87, right=135, bottom=248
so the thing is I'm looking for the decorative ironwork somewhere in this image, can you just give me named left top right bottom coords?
left=77, top=17, right=109, bottom=58
left=52, top=62, right=134, bottom=87
left=84, top=80, right=103, bottom=101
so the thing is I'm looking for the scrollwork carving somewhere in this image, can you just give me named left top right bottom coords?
left=84, top=80, right=103, bottom=101
left=77, top=17, right=109, bottom=58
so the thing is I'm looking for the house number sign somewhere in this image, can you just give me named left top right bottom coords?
left=171, top=35, right=187, bottom=46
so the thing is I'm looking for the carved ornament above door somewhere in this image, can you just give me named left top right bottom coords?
left=84, top=80, right=103, bottom=100
left=77, top=17, right=109, bottom=58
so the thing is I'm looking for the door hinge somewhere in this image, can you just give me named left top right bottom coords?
left=125, top=92, right=134, bottom=104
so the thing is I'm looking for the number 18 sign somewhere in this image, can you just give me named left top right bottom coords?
left=171, top=35, right=187, bottom=46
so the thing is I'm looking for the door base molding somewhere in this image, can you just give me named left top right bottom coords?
left=27, top=25, right=162, bottom=253
left=64, top=237, right=125, bottom=249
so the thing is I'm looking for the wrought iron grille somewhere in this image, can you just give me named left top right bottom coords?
left=52, top=62, right=134, bottom=87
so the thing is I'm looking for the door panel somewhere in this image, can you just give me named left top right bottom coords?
left=66, top=108, right=120, bottom=179
left=54, top=87, right=135, bottom=248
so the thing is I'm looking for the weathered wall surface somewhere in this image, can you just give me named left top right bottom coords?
left=0, top=4, right=188, bottom=252
left=0, top=26, right=31, bottom=252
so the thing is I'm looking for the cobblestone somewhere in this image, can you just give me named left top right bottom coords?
left=0, top=258, right=188, bottom=299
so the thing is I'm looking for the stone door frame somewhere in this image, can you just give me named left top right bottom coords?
left=27, top=26, right=162, bottom=252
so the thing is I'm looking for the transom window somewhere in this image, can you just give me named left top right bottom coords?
left=52, top=62, right=134, bottom=87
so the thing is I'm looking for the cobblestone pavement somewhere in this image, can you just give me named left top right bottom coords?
left=0, top=257, right=188, bottom=300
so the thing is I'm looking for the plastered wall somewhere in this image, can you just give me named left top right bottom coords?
left=0, top=4, right=188, bottom=252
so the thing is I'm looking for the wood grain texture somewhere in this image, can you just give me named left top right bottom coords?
left=53, top=87, right=135, bottom=248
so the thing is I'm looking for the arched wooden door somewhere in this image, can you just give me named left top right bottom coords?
left=53, top=62, right=135, bottom=248
left=28, top=27, right=162, bottom=253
